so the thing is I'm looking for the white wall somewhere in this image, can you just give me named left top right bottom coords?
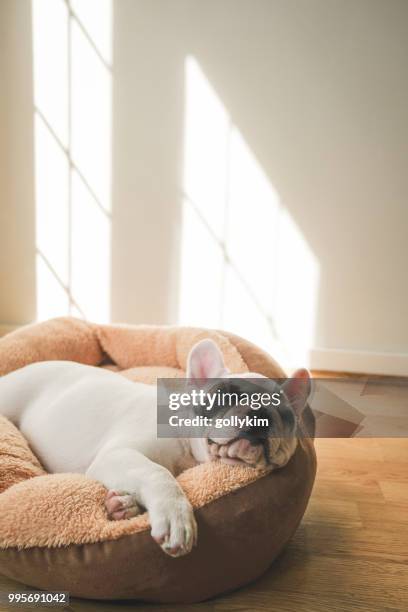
left=112, top=0, right=408, bottom=373
left=1, top=0, right=408, bottom=374
left=111, top=1, right=184, bottom=324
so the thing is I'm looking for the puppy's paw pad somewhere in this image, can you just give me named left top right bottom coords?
left=151, top=500, right=197, bottom=557
left=105, top=490, right=142, bottom=521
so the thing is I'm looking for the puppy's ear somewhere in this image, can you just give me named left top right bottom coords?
left=186, top=339, right=228, bottom=381
left=281, top=368, right=311, bottom=417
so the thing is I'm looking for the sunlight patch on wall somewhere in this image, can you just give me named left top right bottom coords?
left=71, top=171, right=110, bottom=322
left=70, top=18, right=112, bottom=213
left=222, top=263, right=276, bottom=354
left=275, top=209, right=319, bottom=366
left=179, top=202, right=225, bottom=329
left=36, top=255, right=70, bottom=320
left=32, top=0, right=112, bottom=323
left=183, top=57, right=229, bottom=242
left=70, top=0, right=112, bottom=64
left=227, top=127, right=279, bottom=317
left=179, top=56, right=319, bottom=368
left=32, top=0, right=68, bottom=147
left=34, top=113, right=69, bottom=287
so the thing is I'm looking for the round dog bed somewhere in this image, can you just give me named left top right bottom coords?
left=0, top=317, right=316, bottom=603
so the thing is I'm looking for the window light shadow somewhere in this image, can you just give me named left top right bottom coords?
left=179, top=56, right=320, bottom=368
left=32, top=0, right=112, bottom=323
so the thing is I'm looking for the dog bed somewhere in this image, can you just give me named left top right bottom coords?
left=0, top=317, right=316, bottom=603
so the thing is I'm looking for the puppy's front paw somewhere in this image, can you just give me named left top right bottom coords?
left=150, top=498, right=197, bottom=558
left=105, top=489, right=142, bottom=521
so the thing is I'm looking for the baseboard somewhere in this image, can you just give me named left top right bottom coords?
left=0, top=323, right=19, bottom=337
left=310, top=347, right=408, bottom=377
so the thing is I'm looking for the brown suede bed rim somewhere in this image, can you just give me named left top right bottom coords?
left=0, top=438, right=316, bottom=603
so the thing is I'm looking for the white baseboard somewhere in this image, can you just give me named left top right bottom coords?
left=310, top=347, right=408, bottom=377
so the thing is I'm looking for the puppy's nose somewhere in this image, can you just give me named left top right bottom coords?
left=227, top=438, right=263, bottom=463
left=231, top=438, right=252, bottom=455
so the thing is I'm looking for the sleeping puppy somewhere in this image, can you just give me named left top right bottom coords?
left=0, top=339, right=310, bottom=557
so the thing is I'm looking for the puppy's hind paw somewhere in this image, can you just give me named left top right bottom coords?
left=105, top=489, right=142, bottom=521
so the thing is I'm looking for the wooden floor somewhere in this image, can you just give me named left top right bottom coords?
left=1, top=437, right=407, bottom=612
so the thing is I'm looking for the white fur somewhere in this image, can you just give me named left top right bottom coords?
left=0, top=360, right=200, bottom=556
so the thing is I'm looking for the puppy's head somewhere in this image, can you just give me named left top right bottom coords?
left=187, top=339, right=311, bottom=470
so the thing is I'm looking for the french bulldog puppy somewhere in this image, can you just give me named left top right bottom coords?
left=0, top=339, right=310, bottom=557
